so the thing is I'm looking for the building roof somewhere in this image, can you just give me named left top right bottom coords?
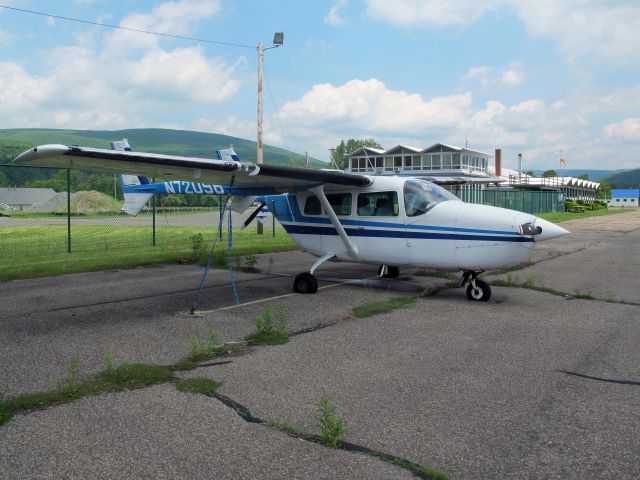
left=347, top=143, right=492, bottom=158
left=0, top=187, right=57, bottom=206
left=612, top=189, right=640, bottom=198
left=347, top=146, right=386, bottom=157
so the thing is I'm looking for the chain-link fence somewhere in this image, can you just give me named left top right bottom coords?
left=0, top=164, right=284, bottom=281
left=482, top=189, right=565, bottom=214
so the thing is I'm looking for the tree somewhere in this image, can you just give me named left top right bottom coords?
left=542, top=169, right=558, bottom=178
left=597, top=182, right=611, bottom=199
left=332, top=138, right=383, bottom=170
left=524, top=170, right=535, bottom=177
left=578, top=173, right=589, bottom=180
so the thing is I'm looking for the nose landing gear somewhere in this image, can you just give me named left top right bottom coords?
left=460, top=271, right=491, bottom=302
left=377, top=265, right=400, bottom=279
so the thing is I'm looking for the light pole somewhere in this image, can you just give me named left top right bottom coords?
left=257, top=32, right=283, bottom=164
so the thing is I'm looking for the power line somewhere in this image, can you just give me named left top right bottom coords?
left=0, top=5, right=255, bottom=49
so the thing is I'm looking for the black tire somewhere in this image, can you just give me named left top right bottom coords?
left=378, top=265, right=400, bottom=279
left=293, top=272, right=318, bottom=294
left=466, top=279, right=491, bottom=302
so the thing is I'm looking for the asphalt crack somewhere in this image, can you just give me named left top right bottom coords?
left=204, top=391, right=445, bottom=480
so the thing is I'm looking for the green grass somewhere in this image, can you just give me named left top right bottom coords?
left=6, top=362, right=173, bottom=415
left=245, top=330, right=290, bottom=346
left=175, top=378, right=221, bottom=395
left=391, top=458, right=449, bottom=480
left=0, top=394, right=11, bottom=425
left=353, top=297, right=416, bottom=318
left=537, top=207, right=637, bottom=224
left=0, top=225, right=297, bottom=281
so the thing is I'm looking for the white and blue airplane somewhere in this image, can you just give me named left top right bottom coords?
left=14, top=142, right=568, bottom=301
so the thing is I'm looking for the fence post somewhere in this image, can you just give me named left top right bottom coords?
left=219, top=194, right=223, bottom=240
left=67, top=169, right=71, bottom=253
left=152, top=178, right=156, bottom=247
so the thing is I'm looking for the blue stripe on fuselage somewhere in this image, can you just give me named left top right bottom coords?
left=282, top=224, right=534, bottom=243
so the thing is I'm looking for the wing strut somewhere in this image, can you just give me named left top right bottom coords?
left=309, top=185, right=360, bottom=260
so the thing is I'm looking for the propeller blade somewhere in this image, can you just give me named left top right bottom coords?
left=242, top=201, right=267, bottom=229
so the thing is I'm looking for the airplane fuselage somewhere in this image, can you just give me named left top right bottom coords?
left=264, top=176, right=564, bottom=272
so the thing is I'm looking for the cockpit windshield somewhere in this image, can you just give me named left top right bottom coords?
left=403, top=179, right=459, bottom=217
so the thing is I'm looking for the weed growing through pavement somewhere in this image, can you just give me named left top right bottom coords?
left=56, top=356, right=79, bottom=393
left=245, top=305, right=289, bottom=345
left=5, top=357, right=172, bottom=416
left=0, top=393, right=11, bottom=425
left=103, top=354, right=115, bottom=374
left=244, top=255, right=258, bottom=271
left=353, top=297, right=416, bottom=319
left=188, top=329, right=223, bottom=362
left=317, top=396, right=345, bottom=448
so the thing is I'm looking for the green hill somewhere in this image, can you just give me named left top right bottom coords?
left=600, top=168, right=640, bottom=188
left=0, top=128, right=323, bottom=167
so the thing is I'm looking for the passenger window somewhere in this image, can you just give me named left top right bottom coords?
left=304, top=195, right=321, bottom=215
left=303, top=193, right=352, bottom=216
left=357, top=192, right=398, bottom=216
left=327, top=193, right=352, bottom=216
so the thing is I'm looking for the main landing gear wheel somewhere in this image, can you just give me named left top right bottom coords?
left=466, top=279, right=491, bottom=302
left=377, top=265, right=400, bottom=278
left=293, top=272, right=318, bottom=294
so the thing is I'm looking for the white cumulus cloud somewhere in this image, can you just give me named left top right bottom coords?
left=279, top=78, right=472, bottom=134
left=604, top=118, right=640, bottom=141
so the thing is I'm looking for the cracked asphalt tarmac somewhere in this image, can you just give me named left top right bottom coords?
left=1, top=209, right=639, bottom=479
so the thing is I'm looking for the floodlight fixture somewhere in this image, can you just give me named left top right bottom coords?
left=273, top=32, right=284, bottom=46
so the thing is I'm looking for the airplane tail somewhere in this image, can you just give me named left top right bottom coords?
left=112, top=139, right=154, bottom=216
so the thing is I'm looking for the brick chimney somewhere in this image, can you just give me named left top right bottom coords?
left=494, top=148, right=502, bottom=177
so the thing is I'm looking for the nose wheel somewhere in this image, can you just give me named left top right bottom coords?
left=460, top=271, right=491, bottom=302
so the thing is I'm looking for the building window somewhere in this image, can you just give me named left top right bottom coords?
left=432, top=154, right=441, bottom=170
left=443, top=153, right=452, bottom=169
left=384, top=156, right=394, bottom=171
left=452, top=154, right=460, bottom=169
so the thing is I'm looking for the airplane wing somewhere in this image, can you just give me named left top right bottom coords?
left=14, top=144, right=371, bottom=191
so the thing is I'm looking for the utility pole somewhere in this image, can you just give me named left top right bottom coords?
left=257, top=33, right=284, bottom=165
left=329, top=147, right=337, bottom=169
left=257, top=42, right=264, bottom=165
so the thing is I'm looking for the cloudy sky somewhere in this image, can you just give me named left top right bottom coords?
left=1, top=0, right=639, bottom=170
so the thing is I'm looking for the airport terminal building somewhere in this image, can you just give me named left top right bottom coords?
left=345, top=144, right=600, bottom=213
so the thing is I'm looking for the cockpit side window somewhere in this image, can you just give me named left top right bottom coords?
left=404, top=179, right=458, bottom=217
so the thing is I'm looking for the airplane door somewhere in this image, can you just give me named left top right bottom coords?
left=353, top=190, right=408, bottom=264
